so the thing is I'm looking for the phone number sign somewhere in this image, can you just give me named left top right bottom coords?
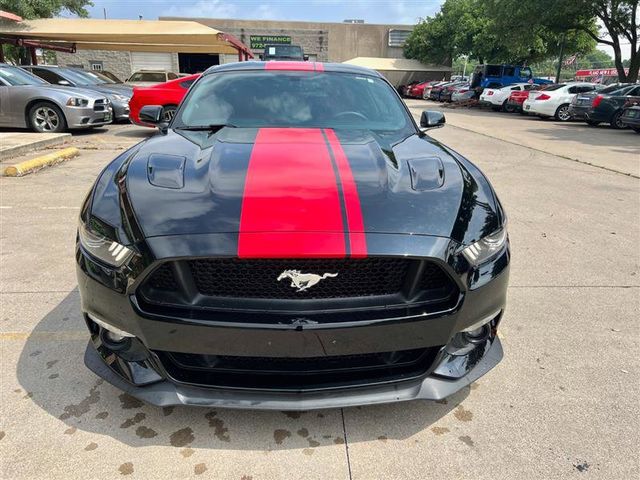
left=250, top=35, right=292, bottom=49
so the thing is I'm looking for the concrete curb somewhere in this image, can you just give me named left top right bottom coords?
left=3, top=147, right=80, bottom=177
left=0, top=133, right=71, bottom=161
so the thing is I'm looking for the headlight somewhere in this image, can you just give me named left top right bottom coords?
left=66, top=97, right=89, bottom=107
left=78, top=221, right=133, bottom=267
left=461, top=227, right=508, bottom=265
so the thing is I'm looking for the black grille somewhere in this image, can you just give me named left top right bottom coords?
left=187, top=258, right=415, bottom=299
left=93, top=99, right=108, bottom=111
left=147, top=263, right=178, bottom=291
left=155, top=347, right=439, bottom=390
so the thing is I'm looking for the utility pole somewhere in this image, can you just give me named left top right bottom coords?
left=103, top=8, right=107, bottom=19
left=555, top=33, right=566, bottom=83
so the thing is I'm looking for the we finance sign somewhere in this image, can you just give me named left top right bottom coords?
left=250, top=35, right=292, bottom=49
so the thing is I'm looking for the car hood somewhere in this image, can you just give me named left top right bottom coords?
left=89, top=84, right=133, bottom=97
left=22, top=84, right=107, bottom=100
left=119, top=128, right=500, bottom=244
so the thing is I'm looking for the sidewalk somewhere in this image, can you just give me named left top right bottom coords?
left=0, top=131, right=71, bottom=162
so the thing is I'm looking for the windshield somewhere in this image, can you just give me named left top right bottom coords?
left=174, top=71, right=413, bottom=134
left=264, top=45, right=303, bottom=59
left=71, top=69, right=112, bottom=84
left=128, top=72, right=166, bottom=82
left=56, top=68, right=100, bottom=85
left=542, top=84, right=565, bottom=91
left=0, top=67, right=47, bottom=86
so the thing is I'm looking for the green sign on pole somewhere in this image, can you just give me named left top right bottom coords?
left=250, top=35, right=292, bottom=50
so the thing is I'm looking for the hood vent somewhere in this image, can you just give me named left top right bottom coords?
left=408, top=157, right=445, bottom=191
left=147, top=153, right=185, bottom=189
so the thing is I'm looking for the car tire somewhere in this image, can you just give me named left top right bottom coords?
left=28, top=102, right=67, bottom=133
left=586, top=120, right=600, bottom=127
left=610, top=110, right=626, bottom=129
left=503, top=101, right=515, bottom=113
left=554, top=104, right=572, bottom=122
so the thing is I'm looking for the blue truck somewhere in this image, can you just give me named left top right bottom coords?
left=470, top=64, right=554, bottom=89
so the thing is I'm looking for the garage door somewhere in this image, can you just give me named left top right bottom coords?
left=130, top=52, right=174, bottom=72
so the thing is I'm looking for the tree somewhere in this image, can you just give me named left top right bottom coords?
left=405, top=0, right=595, bottom=68
left=0, top=0, right=91, bottom=18
left=484, top=0, right=639, bottom=82
left=0, top=0, right=93, bottom=64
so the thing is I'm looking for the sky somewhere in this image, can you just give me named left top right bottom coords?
left=83, top=0, right=444, bottom=25
left=79, top=0, right=626, bottom=61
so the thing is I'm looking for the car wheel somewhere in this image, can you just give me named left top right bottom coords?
left=29, top=102, right=67, bottom=133
left=586, top=120, right=600, bottom=127
left=554, top=104, right=571, bottom=122
left=610, top=110, right=626, bottom=129
left=503, top=101, right=515, bottom=113
left=162, top=105, right=177, bottom=123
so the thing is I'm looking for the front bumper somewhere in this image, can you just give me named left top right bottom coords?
left=65, top=105, right=113, bottom=129
left=84, top=336, right=503, bottom=409
left=111, top=100, right=130, bottom=120
left=77, top=233, right=509, bottom=409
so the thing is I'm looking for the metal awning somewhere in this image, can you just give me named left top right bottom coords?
left=343, top=57, right=451, bottom=72
left=0, top=17, right=253, bottom=59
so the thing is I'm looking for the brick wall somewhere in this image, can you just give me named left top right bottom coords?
left=55, top=50, right=132, bottom=81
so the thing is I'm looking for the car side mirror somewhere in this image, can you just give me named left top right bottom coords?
left=303, top=55, right=309, bottom=61
left=420, top=111, right=446, bottom=131
left=58, top=80, right=71, bottom=86
left=139, top=105, right=164, bottom=125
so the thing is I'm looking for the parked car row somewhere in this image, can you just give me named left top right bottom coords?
left=419, top=78, right=640, bottom=133
left=0, top=62, right=188, bottom=133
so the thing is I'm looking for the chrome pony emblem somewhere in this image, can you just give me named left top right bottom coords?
left=277, top=270, right=338, bottom=292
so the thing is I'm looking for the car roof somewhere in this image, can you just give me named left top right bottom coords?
left=203, top=61, right=384, bottom=78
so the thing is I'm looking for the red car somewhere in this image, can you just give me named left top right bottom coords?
left=407, top=81, right=431, bottom=98
left=506, top=84, right=542, bottom=113
left=129, top=74, right=200, bottom=126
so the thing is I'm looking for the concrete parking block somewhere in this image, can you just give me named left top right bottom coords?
left=3, top=147, right=80, bottom=177
left=0, top=131, right=71, bottom=162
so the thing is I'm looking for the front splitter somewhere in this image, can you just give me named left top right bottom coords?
left=84, top=337, right=503, bottom=410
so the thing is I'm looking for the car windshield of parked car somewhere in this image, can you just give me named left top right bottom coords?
left=72, top=69, right=114, bottom=85
left=542, top=84, right=566, bottom=92
left=175, top=71, right=413, bottom=134
left=599, top=83, right=629, bottom=94
left=128, top=72, right=166, bottom=82
left=57, top=68, right=100, bottom=86
left=0, top=67, right=47, bottom=86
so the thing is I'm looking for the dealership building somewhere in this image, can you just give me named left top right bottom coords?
left=50, top=17, right=450, bottom=83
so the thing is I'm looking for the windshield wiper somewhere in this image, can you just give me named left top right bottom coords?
left=176, top=124, right=237, bottom=133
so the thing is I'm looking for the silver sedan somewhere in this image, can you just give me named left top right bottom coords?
left=0, top=64, right=112, bottom=133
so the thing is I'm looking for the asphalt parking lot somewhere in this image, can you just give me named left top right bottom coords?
left=1, top=108, right=638, bottom=479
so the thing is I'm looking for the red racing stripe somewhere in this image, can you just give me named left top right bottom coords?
left=238, top=128, right=346, bottom=258
left=265, top=61, right=315, bottom=71
left=324, top=129, right=367, bottom=257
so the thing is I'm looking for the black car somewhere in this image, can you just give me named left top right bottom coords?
left=620, top=104, right=640, bottom=133
left=573, top=83, right=640, bottom=128
left=23, top=65, right=133, bottom=121
left=77, top=61, right=510, bottom=410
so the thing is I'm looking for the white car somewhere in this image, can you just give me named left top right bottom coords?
left=479, top=83, right=539, bottom=111
left=522, top=82, right=600, bottom=121
left=125, top=70, right=180, bottom=87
